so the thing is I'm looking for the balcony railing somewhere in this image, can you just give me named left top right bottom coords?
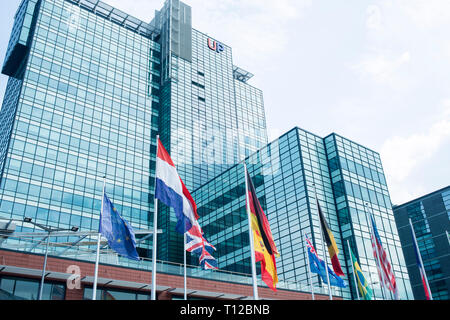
left=0, top=228, right=340, bottom=297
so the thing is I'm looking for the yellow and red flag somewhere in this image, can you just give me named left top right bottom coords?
left=317, top=199, right=345, bottom=276
left=246, top=170, right=280, bottom=291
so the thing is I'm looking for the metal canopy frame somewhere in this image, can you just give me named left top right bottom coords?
left=66, top=0, right=160, bottom=39
left=233, top=66, right=254, bottom=83
left=0, top=228, right=162, bottom=256
left=0, top=265, right=78, bottom=282
left=0, top=229, right=161, bottom=239
left=81, top=276, right=249, bottom=300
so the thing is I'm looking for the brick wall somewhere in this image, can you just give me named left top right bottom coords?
left=0, top=249, right=338, bottom=300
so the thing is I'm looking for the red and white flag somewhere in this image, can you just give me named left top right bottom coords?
left=410, top=219, right=432, bottom=300
left=370, top=214, right=398, bottom=299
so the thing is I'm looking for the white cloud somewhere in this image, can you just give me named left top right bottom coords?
left=389, top=184, right=429, bottom=206
left=100, top=0, right=161, bottom=21
left=397, top=0, right=450, bottom=29
left=102, top=0, right=312, bottom=69
left=357, top=0, right=450, bottom=91
left=369, top=0, right=450, bottom=31
left=267, top=128, right=284, bottom=142
left=366, top=4, right=382, bottom=30
left=353, top=51, right=412, bottom=89
left=445, top=42, right=450, bottom=59
left=188, top=0, right=312, bottom=67
left=380, top=100, right=450, bottom=202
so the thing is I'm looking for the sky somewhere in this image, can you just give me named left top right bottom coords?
left=0, top=0, right=449, bottom=205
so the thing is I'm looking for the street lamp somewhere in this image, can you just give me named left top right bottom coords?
left=23, top=217, right=79, bottom=300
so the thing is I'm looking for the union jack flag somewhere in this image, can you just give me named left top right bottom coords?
left=370, top=214, right=398, bottom=299
left=185, top=220, right=218, bottom=270
left=306, top=236, right=318, bottom=257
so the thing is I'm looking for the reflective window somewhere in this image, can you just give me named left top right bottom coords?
left=83, top=287, right=150, bottom=300
left=0, top=276, right=65, bottom=300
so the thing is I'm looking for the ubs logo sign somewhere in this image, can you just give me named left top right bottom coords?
left=208, top=38, right=224, bottom=53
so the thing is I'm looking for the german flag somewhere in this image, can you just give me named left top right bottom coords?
left=246, top=170, right=279, bottom=291
left=317, top=199, right=345, bottom=276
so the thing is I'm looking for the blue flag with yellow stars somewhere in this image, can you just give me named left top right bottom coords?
left=99, top=193, right=140, bottom=261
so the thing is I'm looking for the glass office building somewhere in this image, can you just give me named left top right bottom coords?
left=152, top=0, right=268, bottom=263
left=393, top=186, right=450, bottom=300
left=153, top=0, right=267, bottom=191
left=193, top=128, right=413, bottom=300
left=0, top=0, right=161, bottom=257
left=0, top=0, right=413, bottom=300
left=0, top=0, right=268, bottom=264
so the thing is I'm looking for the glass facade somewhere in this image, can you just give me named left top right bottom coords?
left=159, top=29, right=267, bottom=192
left=160, top=30, right=239, bottom=191
left=193, top=128, right=413, bottom=300
left=393, top=186, right=450, bottom=300
left=0, top=0, right=160, bottom=258
left=0, top=0, right=414, bottom=300
left=155, top=1, right=268, bottom=263
left=235, top=78, right=267, bottom=158
left=2, top=0, right=40, bottom=77
left=0, top=276, right=65, bottom=300
left=0, top=0, right=268, bottom=266
left=83, top=286, right=151, bottom=300
left=324, top=133, right=413, bottom=300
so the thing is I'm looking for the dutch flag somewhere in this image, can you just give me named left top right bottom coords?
left=155, top=138, right=199, bottom=234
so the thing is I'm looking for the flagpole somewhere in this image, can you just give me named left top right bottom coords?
left=184, top=232, right=187, bottom=301
left=409, top=218, right=433, bottom=300
left=151, top=135, right=161, bottom=301
left=302, top=231, right=315, bottom=300
left=347, top=240, right=360, bottom=300
left=364, top=203, right=388, bottom=300
left=244, top=163, right=259, bottom=300
left=447, top=230, right=450, bottom=246
left=312, top=183, right=333, bottom=300
left=92, top=176, right=106, bottom=300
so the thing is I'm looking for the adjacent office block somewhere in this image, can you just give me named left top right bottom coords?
left=393, top=186, right=450, bottom=300
left=193, top=128, right=413, bottom=300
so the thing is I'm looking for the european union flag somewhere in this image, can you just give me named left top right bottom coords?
left=99, top=193, right=140, bottom=261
